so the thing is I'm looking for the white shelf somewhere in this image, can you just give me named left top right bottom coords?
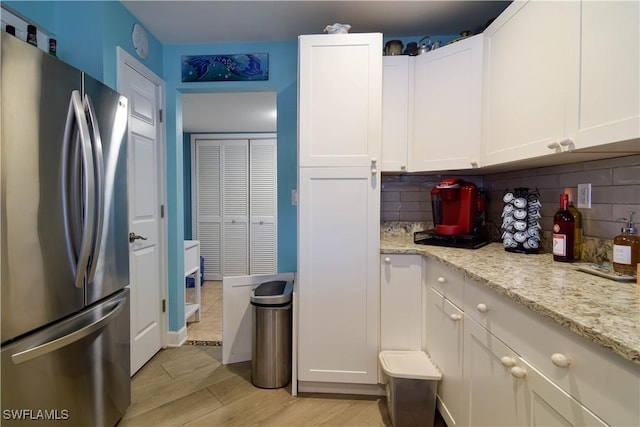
left=184, top=240, right=201, bottom=323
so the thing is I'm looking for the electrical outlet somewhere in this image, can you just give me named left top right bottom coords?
left=577, top=183, right=591, bottom=209
left=291, top=189, right=298, bottom=206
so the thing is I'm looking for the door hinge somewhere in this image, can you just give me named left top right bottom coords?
left=159, top=109, right=163, bottom=123
left=162, top=299, right=166, bottom=313
left=160, top=204, right=165, bottom=218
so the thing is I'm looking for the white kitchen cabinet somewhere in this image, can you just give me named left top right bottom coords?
left=482, top=0, right=639, bottom=168
left=464, top=275, right=639, bottom=426
left=297, top=167, right=380, bottom=385
left=297, top=33, right=382, bottom=389
left=298, top=33, right=382, bottom=168
left=381, top=55, right=412, bottom=172
left=481, top=0, right=580, bottom=166
left=425, top=287, right=465, bottom=426
left=380, top=254, right=423, bottom=351
left=412, top=34, right=484, bottom=171
left=464, top=317, right=607, bottom=427
left=571, top=0, right=640, bottom=150
left=464, top=317, right=525, bottom=426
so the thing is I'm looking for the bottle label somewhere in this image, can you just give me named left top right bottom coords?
left=613, top=244, right=632, bottom=265
left=553, top=234, right=567, bottom=256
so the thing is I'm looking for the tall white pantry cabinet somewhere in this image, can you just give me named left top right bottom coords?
left=297, top=33, right=382, bottom=387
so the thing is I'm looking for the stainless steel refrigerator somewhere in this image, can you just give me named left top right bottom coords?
left=1, top=32, right=130, bottom=426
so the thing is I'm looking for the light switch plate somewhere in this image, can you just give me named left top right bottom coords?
left=577, top=183, right=591, bottom=209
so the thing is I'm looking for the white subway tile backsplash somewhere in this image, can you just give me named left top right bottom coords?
left=382, top=155, right=640, bottom=241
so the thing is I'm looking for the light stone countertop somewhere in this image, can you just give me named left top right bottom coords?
left=380, top=234, right=640, bottom=366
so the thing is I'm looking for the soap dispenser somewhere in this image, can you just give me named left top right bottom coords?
left=613, top=212, right=640, bottom=276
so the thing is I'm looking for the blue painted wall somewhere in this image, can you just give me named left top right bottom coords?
left=163, top=40, right=298, bottom=332
left=3, top=0, right=163, bottom=87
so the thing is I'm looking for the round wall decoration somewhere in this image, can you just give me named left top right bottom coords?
left=132, top=23, right=149, bottom=59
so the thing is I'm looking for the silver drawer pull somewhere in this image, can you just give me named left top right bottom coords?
left=437, top=277, right=446, bottom=283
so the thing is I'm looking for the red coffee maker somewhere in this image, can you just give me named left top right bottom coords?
left=431, top=179, right=481, bottom=236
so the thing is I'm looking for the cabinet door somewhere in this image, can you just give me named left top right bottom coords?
left=380, top=254, right=423, bottom=351
left=249, top=139, right=277, bottom=274
left=572, top=0, right=640, bottom=150
left=381, top=56, right=412, bottom=172
left=298, top=33, right=382, bottom=167
left=464, top=317, right=524, bottom=427
left=222, top=142, right=249, bottom=276
left=412, top=34, right=483, bottom=171
left=517, top=358, right=607, bottom=427
left=481, top=0, right=580, bottom=166
left=195, top=141, right=223, bottom=280
left=298, top=167, right=380, bottom=384
left=426, top=288, right=465, bottom=426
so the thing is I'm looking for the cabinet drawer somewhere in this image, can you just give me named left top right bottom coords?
left=465, top=277, right=640, bottom=426
left=426, top=259, right=463, bottom=308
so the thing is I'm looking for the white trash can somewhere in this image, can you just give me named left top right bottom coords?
left=379, top=351, right=442, bottom=427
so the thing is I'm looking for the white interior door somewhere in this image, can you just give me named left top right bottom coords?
left=222, top=141, right=249, bottom=277
left=118, top=49, right=165, bottom=375
left=195, top=140, right=223, bottom=280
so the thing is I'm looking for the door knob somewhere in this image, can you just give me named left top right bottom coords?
left=129, top=232, right=148, bottom=243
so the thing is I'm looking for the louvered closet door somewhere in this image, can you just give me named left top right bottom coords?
left=196, top=141, right=222, bottom=280
left=222, top=141, right=249, bottom=277
left=249, top=139, right=277, bottom=274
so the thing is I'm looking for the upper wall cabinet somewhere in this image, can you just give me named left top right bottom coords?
left=412, top=34, right=484, bottom=171
left=298, top=34, right=382, bottom=168
left=571, top=0, right=639, bottom=150
left=381, top=55, right=412, bottom=172
left=481, top=0, right=580, bottom=166
left=482, top=0, right=640, bottom=167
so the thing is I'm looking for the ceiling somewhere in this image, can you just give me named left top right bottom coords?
left=124, top=0, right=511, bottom=132
left=121, top=1, right=512, bottom=45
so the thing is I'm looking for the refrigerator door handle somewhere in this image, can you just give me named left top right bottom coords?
left=61, top=90, right=96, bottom=289
left=84, top=94, right=105, bottom=285
left=9, top=296, right=126, bottom=365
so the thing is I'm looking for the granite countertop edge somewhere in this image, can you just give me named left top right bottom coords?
left=380, top=234, right=640, bottom=366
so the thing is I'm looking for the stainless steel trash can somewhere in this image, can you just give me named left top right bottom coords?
left=250, top=280, right=293, bottom=389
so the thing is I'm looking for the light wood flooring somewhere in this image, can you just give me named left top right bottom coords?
left=120, top=280, right=448, bottom=426
left=186, top=280, right=222, bottom=343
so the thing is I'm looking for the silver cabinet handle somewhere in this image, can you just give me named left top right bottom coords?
left=129, top=232, right=148, bottom=243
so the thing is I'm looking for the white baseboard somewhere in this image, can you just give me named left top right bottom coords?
left=166, top=327, right=187, bottom=347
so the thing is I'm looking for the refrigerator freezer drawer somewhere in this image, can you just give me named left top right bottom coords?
left=1, top=289, right=130, bottom=426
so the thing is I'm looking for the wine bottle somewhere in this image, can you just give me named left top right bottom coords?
left=553, top=194, right=575, bottom=262
left=566, top=193, right=582, bottom=260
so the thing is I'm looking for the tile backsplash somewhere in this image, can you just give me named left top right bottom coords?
left=381, top=154, right=640, bottom=261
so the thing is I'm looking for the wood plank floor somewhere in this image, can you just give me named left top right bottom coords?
left=119, top=345, right=394, bottom=426
left=185, top=281, right=222, bottom=343
left=123, top=281, right=448, bottom=426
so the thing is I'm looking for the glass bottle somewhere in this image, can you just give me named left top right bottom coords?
left=566, top=193, right=582, bottom=260
left=553, top=194, right=575, bottom=262
left=613, top=212, right=640, bottom=275
left=27, top=25, right=37, bottom=47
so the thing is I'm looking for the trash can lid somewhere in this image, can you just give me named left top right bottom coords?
left=379, top=351, right=442, bottom=380
left=250, top=280, right=293, bottom=306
